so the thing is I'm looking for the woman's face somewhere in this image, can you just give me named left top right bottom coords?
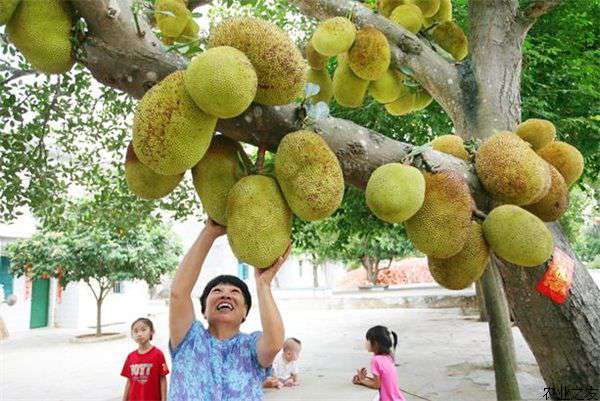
left=204, top=283, right=248, bottom=326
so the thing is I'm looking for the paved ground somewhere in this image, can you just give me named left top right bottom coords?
left=1, top=301, right=546, bottom=401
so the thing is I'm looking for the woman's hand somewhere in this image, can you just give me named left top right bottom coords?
left=201, top=218, right=226, bottom=241
left=254, top=242, right=291, bottom=287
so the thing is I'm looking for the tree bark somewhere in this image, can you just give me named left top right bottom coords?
left=475, top=279, right=488, bottom=322
left=96, top=297, right=102, bottom=336
left=313, top=264, right=319, bottom=289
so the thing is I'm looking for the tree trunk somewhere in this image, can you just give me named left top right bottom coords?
left=476, top=279, right=489, bottom=322
left=361, top=255, right=380, bottom=285
left=96, top=297, right=102, bottom=336
left=312, top=264, right=319, bottom=288
left=0, top=315, right=9, bottom=340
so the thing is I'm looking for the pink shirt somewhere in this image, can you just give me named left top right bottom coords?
left=370, top=354, right=406, bottom=401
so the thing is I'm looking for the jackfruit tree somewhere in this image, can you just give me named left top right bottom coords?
left=1, top=0, right=599, bottom=397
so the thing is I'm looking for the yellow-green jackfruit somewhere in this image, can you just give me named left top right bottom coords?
left=192, top=135, right=247, bottom=226
left=377, top=0, right=404, bottom=17
left=482, top=205, right=553, bottom=267
left=226, top=175, right=292, bottom=268
left=389, top=4, right=424, bottom=34
left=524, top=165, right=568, bottom=222
left=185, top=46, right=257, bottom=118
left=348, top=27, right=391, bottom=81
left=7, top=0, right=73, bottom=74
left=431, top=135, right=469, bottom=160
left=428, top=221, right=489, bottom=290
left=306, top=41, right=328, bottom=70
left=208, top=17, right=307, bottom=106
left=369, top=69, right=404, bottom=104
left=306, top=68, right=333, bottom=103
left=384, top=85, right=416, bottom=115
left=424, top=0, right=452, bottom=27
left=515, top=118, right=556, bottom=151
left=0, top=0, right=20, bottom=25
left=405, top=171, right=474, bottom=258
left=311, top=17, right=356, bottom=57
left=275, top=131, right=344, bottom=221
left=432, top=21, right=468, bottom=61
left=412, top=87, right=433, bottom=110
left=155, top=0, right=190, bottom=38
left=133, top=71, right=217, bottom=175
left=366, top=163, right=425, bottom=223
left=333, top=54, right=369, bottom=108
left=124, top=143, right=183, bottom=199
left=406, top=0, right=440, bottom=18
left=537, top=141, right=584, bottom=187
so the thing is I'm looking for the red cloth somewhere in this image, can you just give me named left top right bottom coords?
left=536, top=247, right=575, bottom=304
left=121, top=347, right=169, bottom=401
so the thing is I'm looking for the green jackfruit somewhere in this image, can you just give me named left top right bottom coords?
left=133, top=71, right=217, bottom=175
left=475, top=132, right=551, bottom=205
left=369, top=69, right=403, bottom=104
left=515, top=119, right=556, bottom=151
left=428, top=221, right=489, bottom=290
left=192, top=135, right=247, bottom=226
left=537, top=141, right=584, bottom=187
left=185, top=46, right=257, bottom=118
left=275, top=130, right=344, bottom=221
left=483, top=205, right=553, bottom=267
left=524, top=165, right=568, bottom=222
left=227, top=175, right=292, bottom=268
left=155, top=0, right=190, bottom=38
left=431, top=135, right=469, bottom=160
left=311, top=17, right=356, bottom=57
left=406, top=0, right=440, bottom=17
left=432, top=21, right=468, bottom=61
left=366, top=163, right=425, bottom=223
left=348, top=27, right=391, bottom=80
left=306, top=41, right=328, bottom=70
left=124, top=143, right=183, bottom=199
left=208, top=17, right=307, bottom=106
left=389, top=4, right=424, bottom=34
left=405, top=171, right=474, bottom=258
left=412, top=87, right=433, bottom=110
left=0, top=0, right=20, bottom=25
left=424, top=0, right=452, bottom=27
left=377, top=0, right=404, bottom=17
left=333, top=54, right=369, bottom=108
left=384, top=85, right=415, bottom=115
left=7, top=0, right=73, bottom=74
left=306, top=68, right=333, bottom=103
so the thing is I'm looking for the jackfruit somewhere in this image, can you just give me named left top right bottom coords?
left=306, top=41, right=328, bottom=70
left=132, top=71, right=217, bottom=175
left=537, top=141, right=584, bottom=187
left=369, top=69, right=403, bottom=104
left=333, top=54, right=369, bottom=108
left=192, top=135, right=247, bottom=226
left=124, top=143, right=183, bottom=199
left=348, top=27, right=391, bottom=80
left=179, top=17, right=199, bottom=41
left=185, top=46, right=257, bottom=118
left=515, top=119, right=556, bottom=151
left=208, top=17, right=307, bottom=106
left=384, top=85, right=415, bottom=115
left=6, top=0, right=74, bottom=74
left=0, top=0, right=20, bottom=25
left=428, top=221, right=489, bottom=290
left=431, top=135, right=469, bottom=160
left=226, top=175, right=292, bottom=268
left=274, top=130, right=344, bottom=221
left=524, top=165, right=568, bottom=222
left=405, top=0, right=440, bottom=18
left=306, top=68, right=333, bottom=103
left=155, top=0, right=190, bottom=38
left=432, top=21, right=468, bottom=61
left=424, top=0, right=452, bottom=27
left=389, top=4, right=424, bottom=34
left=482, top=205, right=553, bottom=267
left=412, top=87, right=433, bottom=110
left=475, top=132, right=551, bottom=205
left=310, top=17, right=356, bottom=57
left=377, top=0, right=404, bottom=17
left=405, top=171, right=474, bottom=258
left=365, top=163, right=425, bottom=223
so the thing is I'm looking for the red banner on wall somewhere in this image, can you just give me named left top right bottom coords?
left=536, top=247, right=575, bottom=304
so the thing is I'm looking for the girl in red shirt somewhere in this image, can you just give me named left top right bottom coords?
left=121, top=317, right=169, bottom=401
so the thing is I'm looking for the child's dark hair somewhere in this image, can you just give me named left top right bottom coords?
left=366, top=325, right=398, bottom=355
left=200, top=275, right=252, bottom=319
left=131, top=317, right=155, bottom=340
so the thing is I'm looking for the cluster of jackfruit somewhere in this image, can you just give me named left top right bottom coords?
left=154, top=0, right=199, bottom=45
left=3, top=0, right=74, bottom=74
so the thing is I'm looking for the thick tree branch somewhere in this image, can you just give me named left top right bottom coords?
left=517, top=0, right=561, bottom=35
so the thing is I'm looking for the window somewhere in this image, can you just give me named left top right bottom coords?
left=237, top=262, right=249, bottom=280
left=113, top=281, right=124, bottom=294
left=0, top=256, right=14, bottom=297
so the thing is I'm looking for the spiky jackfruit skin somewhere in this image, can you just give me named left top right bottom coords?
left=405, top=171, right=474, bottom=258
left=306, top=68, right=333, bottom=103
left=428, top=221, right=489, bottom=290
left=348, top=27, right=391, bottom=81
left=333, top=54, right=369, bottom=108
left=275, top=131, right=344, bottom=221
left=366, top=163, right=425, bottom=223
left=537, top=141, right=584, bottom=187
left=424, top=0, right=452, bottom=27
left=133, top=71, right=217, bottom=175
left=483, top=205, right=553, bottom=267
left=524, top=165, right=568, bottom=222
left=475, top=132, right=551, bottom=206
left=432, top=21, right=468, bottom=61
left=208, top=17, right=307, bottom=106
left=431, top=135, right=469, bottom=160
left=406, top=0, right=440, bottom=17
left=124, top=143, right=183, bottom=199
left=155, top=0, right=190, bottom=37
left=377, top=0, right=404, bottom=17
left=0, top=0, right=20, bottom=25
left=515, top=119, right=556, bottom=151
left=226, top=175, right=292, bottom=268
left=412, top=87, right=433, bottom=110
left=369, top=69, right=403, bottom=104
left=311, top=17, right=356, bottom=57
left=192, top=135, right=247, bottom=226
left=389, top=4, right=424, bottom=34
left=185, top=46, right=257, bottom=118
left=306, top=41, right=328, bottom=70
left=384, top=85, right=415, bottom=115
left=7, top=0, right=73, bottom=74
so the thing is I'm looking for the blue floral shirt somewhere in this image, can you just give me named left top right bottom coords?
left=168, top=321, right=270, bottom=401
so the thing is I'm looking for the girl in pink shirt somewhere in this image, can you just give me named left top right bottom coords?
left=352, top=325, right=406, bottom=401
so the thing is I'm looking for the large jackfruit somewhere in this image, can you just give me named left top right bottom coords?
left=7, top=0, right=74, bottom=74
left=208, top=17, right=306, bottom=106
left=365, top=163, right=425, bottom=224
left=310, top=17, right=356, bottom=57
left=389, top=4, right=424, bottom=34
left=524, top=165, right=568, bottom=222
left=185, top=46, right=257, bottom=118
left=412, top=87, right=433, bottom=111
left=369, top=69, right=403, bottom=104
left=428, top=221, right=489, bottom=290
left=124, top=143, right=184, bottom=199
left=431, top=135, right=469, bottom=160
left=306, top=68, right=333, bottom=103
left=537, top=141, right=584, bottom=187
left=133, top=71, right=217, bottom=175
left=377, top=0, right=404, bottom=17
left=348, top=27, right=391, bottom=81
left=424, top=0, right=452, bottom=27
left=515, top=119, right=556, bottom=151
left=405, top=171, right=474, bottom=258
left=475, top=132, right=551, bottom=205
left=274, top=131, right=344, bottom=221
left=0, top=0, right=20, bottom=25
left=482, top=205, right=553, bottom=267
left=155, top=0, right=190, bottom=38
left=384, top=85, right=415, bottom=116
left=306, top=41, right=328, bottom=71
left=226, top=175, right=292, bottom=268
left=432, top=21, right=468, bottom=61
left=192, top=135, right=247, bottom=226
left=333, top=53, right=369, bottom=108
left=405, top=0, right=440, bottom=18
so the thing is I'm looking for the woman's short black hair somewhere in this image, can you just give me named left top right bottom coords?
left=131, top=317, right=155, bottom=340
left=366, top=325, right=398, bottom=355
left=200, top=275, right=252, bottom=318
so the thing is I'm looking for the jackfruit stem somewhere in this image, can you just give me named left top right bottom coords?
left=256, top=144, right=267, bottom=174
left=473, top=208, right=488, bottom=220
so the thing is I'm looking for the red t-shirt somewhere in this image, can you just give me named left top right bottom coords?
left=121, top=346, right=169, bottom=401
